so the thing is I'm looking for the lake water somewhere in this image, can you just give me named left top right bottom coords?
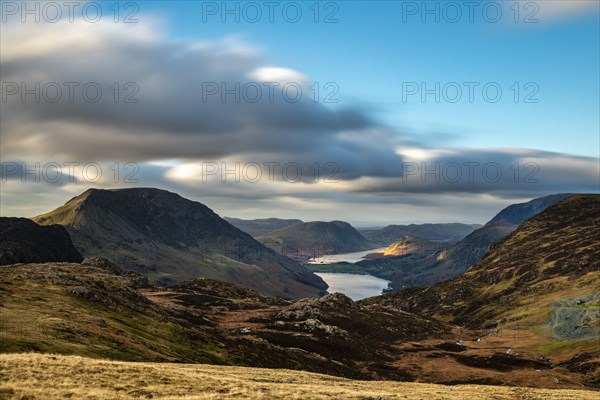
left=307, top=247, right=386, bottom=264
left=316, top=272, right=390, bottom=301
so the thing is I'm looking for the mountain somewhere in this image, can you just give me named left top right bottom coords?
left=361, top=223, right=481, bottom=246
left=358, top=194, right=574, bottom=290
left=224, top=217, right=303, bottom=237
left=0, top=217, right=83, bottom=265
left=364, top=194, right=600, bottom=342
left=411, top=224, right=518, bottom=283
left=32, top=188, right=326, bottom=298
left=258, top=221, right=374, bottom=260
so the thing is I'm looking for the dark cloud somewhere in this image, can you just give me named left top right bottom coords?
left=351, top=149, right=599, bottom=197
left=1, top=20, right=387, bottom=176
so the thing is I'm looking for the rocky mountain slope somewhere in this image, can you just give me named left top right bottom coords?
left=0, top=217, right=83, bottom=265
left=32, top=188, right=326, bottom=298
left=224, top=217, right=303, bottom=237
left=485, top=193, right=574, bottom=226
left=258, top=220, right=374, bottom=260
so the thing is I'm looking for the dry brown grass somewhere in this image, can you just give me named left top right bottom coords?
left=1, top=353, right=598, bottom=400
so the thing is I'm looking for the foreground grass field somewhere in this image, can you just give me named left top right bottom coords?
left=1, top=354, right=598, bottom=400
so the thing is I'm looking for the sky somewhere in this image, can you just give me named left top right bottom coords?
left=1, top=0, right=599, bottom=226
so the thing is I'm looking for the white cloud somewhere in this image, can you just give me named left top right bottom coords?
left=248, top=67, right=308, bottom=85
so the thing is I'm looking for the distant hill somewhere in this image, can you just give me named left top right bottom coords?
left=360, top=194, right=574, bottom=290
left=32, top=188, right=326, bottom=298
left=0, top=217, right=83, bottom=265
left=364, top=194, right=600, bottom=335
left=365, top=236, right=444, bottom=259
left=224, top=217, right=303, bottom=237
left=361, top=223, right=481, bottom=246
left=258, top=221, right=374, bottom=259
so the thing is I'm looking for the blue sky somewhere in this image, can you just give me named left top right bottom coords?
left=142, top=0, right=600, bottom=157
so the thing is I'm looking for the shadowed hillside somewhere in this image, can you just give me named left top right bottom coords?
left=364, top=194, right=599, bottom=325
left=1, top=257, right=597, bottom=388
left=1, top=261, right=452, bottom=381
left=0, top=217, right=83, bottom=265
left=258, top=221, right=374, bottom=260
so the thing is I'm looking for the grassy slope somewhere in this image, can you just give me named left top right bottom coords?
left=0, top=263, right=447, bottom=381
left=0, top=263, right=226, bottom=364
left=1, top=262, right=598, bottom=389
left=1, top=353, right=597, bottom=400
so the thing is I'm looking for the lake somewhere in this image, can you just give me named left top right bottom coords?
left=307, top=247, right=386, bottom=264
left=316, top=272, right=390, bottom=301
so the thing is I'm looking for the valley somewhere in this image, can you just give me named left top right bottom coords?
left=304, top=248, right=392, bottom=300
left=0, top=190, right=598, bottom=398
left=2, top=7, right=598, bottom=399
